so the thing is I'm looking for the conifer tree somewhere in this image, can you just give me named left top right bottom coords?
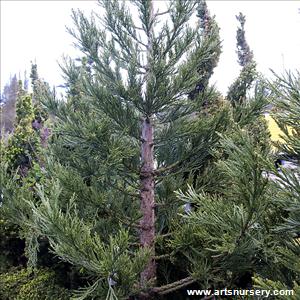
left=188, top=0, right=221, bottom=102
left=226, top=12, right=266, bottom=127
left=0, top=85, right=40, bottom=293
left=226, top=12, right=270, bottom=153
left=0, top=62, right=79, bottom=300
left=174, top=126, right=299, bottom=291
left=252, top=71, right=300, bottom=295
left=4, top=81, right=40, bottom=176
left=0, top=76, right=71, bottom=299
left=227, top=13, right=256, bottom=107
left=24, top=1, right=230, bottom=298
left=0, top=75, right=50, bottom=267
left=30, top=63, right=50, bottom=147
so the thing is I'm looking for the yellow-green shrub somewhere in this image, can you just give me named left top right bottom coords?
left=0, top=267, right=70, bottom=300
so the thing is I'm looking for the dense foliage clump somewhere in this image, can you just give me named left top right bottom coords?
left=0, top=268, right=70, bottom=300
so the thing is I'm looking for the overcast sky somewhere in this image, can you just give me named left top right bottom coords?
left=1, top=0, right=300, bottom=95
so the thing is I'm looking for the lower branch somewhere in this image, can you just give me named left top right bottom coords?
left=154, top=253, right=171, bottom=260
left=152, top=276, right=197, bottom=296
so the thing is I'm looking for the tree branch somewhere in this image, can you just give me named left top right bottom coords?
left=154, top=9, right=171, bottom=18
left=154, top=253, right=171, bottom=260
left=152, top=276, right=197, bottom=295
left=154, top=160, right=181, bottom=176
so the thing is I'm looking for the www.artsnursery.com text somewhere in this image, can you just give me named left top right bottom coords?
left=187, top=288, right=294, bottom=297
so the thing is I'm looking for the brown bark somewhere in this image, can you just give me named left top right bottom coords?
left=139, top=1, right=156, bottom=297
left=140, top=117, right=156, bottom=290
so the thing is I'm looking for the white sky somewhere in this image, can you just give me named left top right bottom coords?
left=1, top=0, right=300, bottom=95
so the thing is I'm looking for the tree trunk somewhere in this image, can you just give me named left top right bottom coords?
left=139, top=1, right=156, bottom=297
left=140, top=117, right=156, bottom=290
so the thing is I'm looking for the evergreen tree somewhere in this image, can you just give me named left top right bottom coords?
left=29, top=62, right=50, bottom=146
left=0, top=79, right=71, bottom=299
left=0, top=82, right=43, bottom=270
left=226, top=13, right=260, bottom=124
left=30, top=62, right=38, bottom=86
left=226, top=12, right=270, bottom=152
left=188, top=0, right=221, bottom=103
left=4, top=81, right=40, bottom=175
left=253, top=71, right=300, bottom=296
left=24, top=1, right=230, bottom=298
left=0, top=74, right=43, bottom=274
